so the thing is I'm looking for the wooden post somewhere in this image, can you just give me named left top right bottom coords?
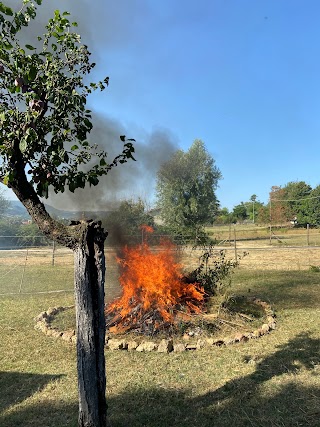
left=234, top=226, right=237, bottom=259
left=52, top=239, right=56, bottom=266
left=19, top=248, right=28, bottom=293
left=307, top=223, right=310, bottom=246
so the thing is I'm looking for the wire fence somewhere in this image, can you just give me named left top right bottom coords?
left=1, top=231, right=320, bottom=296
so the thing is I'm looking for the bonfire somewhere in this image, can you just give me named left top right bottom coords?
left=106, top=226, right=204, bottom=335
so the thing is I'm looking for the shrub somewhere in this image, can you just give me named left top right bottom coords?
left=185, top=244, right=245, bottom=297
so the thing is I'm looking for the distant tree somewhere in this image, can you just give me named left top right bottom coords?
left=214, top=207, right=231, bottom=224
left=245, top=194, right=264, bottom=223
left=256, top=204, right=270, bottom=224
left=304, top=185, right=320, bottom=226
left=156, top=140, right=221, bottom=242
left=282, top=181, right=312, bottom=224
left=0, top=187, right=10, bottom=216
left=231, top=202, right=248, bottom=222
left=269, top=186, right=287, bottom=225
left=103, top=198, right=155, bottom=244
left=0, top=2, right=135, bottom=426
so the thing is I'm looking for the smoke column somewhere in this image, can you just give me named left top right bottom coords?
left=10, top=0, right=178, bottom=211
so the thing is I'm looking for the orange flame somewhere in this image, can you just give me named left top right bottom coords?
left=106, top=231, right=204, bottom=332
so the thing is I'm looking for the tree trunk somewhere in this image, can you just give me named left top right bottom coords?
left=74, top=221, right=109, bottom=427
left=7, top=156, right=110, bottom=426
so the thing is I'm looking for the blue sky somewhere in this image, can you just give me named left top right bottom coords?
left=2, top=0, right=320, bottom=211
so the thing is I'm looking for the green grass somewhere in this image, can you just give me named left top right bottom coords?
left=1, top=268, right=320, bottom=426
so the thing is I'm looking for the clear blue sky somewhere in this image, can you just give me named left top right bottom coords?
left=3, top=0, right=320, bottom=211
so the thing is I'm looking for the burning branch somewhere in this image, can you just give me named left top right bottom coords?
left=106, top=230, right=204, bottom=335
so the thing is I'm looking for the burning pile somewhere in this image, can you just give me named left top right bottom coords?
left=106, top=227, right=204, bottom=335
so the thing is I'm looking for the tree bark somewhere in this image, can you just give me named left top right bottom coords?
left=74, top=221, right=108, bottom=427
left=7, top=169, right=109, bottom=426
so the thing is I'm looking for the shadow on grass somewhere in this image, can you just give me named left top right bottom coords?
left=109, top=332, right=320, bottom=427
left=0, top=371, right=64, bottom=414
left=1, top=333, right=319, bottom=427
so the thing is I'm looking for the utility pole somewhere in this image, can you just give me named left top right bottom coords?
left=269, top=197, right=272, bottom=244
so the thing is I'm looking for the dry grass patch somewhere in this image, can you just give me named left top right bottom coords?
left=0, top=264, right=319, bottom=426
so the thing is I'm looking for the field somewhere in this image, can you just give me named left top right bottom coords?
left=0, top=238, right=320, bottom=426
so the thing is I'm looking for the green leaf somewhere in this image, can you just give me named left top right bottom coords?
left=2, top=175, right=9, bottom=185
left=2, top=42, right=13, bottom=50
left=120, top=135, right=126, bottom=142
left=28, top=66, right=37, bottom=81
left=72, top=22, right=78, bottom=27
left=25, top=44, right=36, bottom=50
left=100, top=158, right=107, bottom=166
left=88, top=175, right=99, bottom=186
left=71, top=145, right=78, bottom=151
left=0, top=3, right=13, bottom=16
left=35, top=0, right=42, bottom=5
left=19, top=139, right=27, bottom=152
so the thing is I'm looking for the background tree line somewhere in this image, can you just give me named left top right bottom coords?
left=215, top=181, right=320, bottom=226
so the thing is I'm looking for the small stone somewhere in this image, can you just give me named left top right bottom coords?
left=261, top=324, right=270, bottom=334
left=268, top=322, right=276, bottom=330
left=136, top=341, right=157, bottom=352
left=205, top=338, right=215, bottom=346
left=51, top=330, right=63, bottom=338
left=107, top=339, right=128, bottom=350
left=173, top=343, right=186, bottom=352
left=35, top=321, right=48, bottom=332
left=234, top=333, right=244, bottom=342
left=253, top=329, right=261, bottom=338
left=157, top=339, right=173, bottom=353
left=213, top=339, right=225, bottom=346
left=127, top=340, right=139, bottom=351
left=182, top=334, right=190, bottom=341
left=34, top=311, right=48, bottom=322
left=46, top=307, right=59, bottom=317
left=196, top=339, right=206, bottom=349
left=185, top=343, right=197, bottom=350
left=61, top=330, right=75, bottom=342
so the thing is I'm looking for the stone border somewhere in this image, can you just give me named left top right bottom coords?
left=34, top=305, right=76, bottom=344
left=34, top=297, right=276, bottom=353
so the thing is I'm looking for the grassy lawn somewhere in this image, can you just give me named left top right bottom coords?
left=0, top=265, right=320, bottom=426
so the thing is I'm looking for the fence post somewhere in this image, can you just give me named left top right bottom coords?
left=19, top=248, right=28, bottom=293
left=233, top=226, right=237, bottom=259
left=52, top=239, right=56, bottom=266
left=269, top=198, right=272, bottom=244
left=307, top=224, right=310, bottom=246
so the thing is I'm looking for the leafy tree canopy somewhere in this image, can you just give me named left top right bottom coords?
left=0, top=0, right=135, bottom=200
left=156, top=139, right=221, bottom=241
